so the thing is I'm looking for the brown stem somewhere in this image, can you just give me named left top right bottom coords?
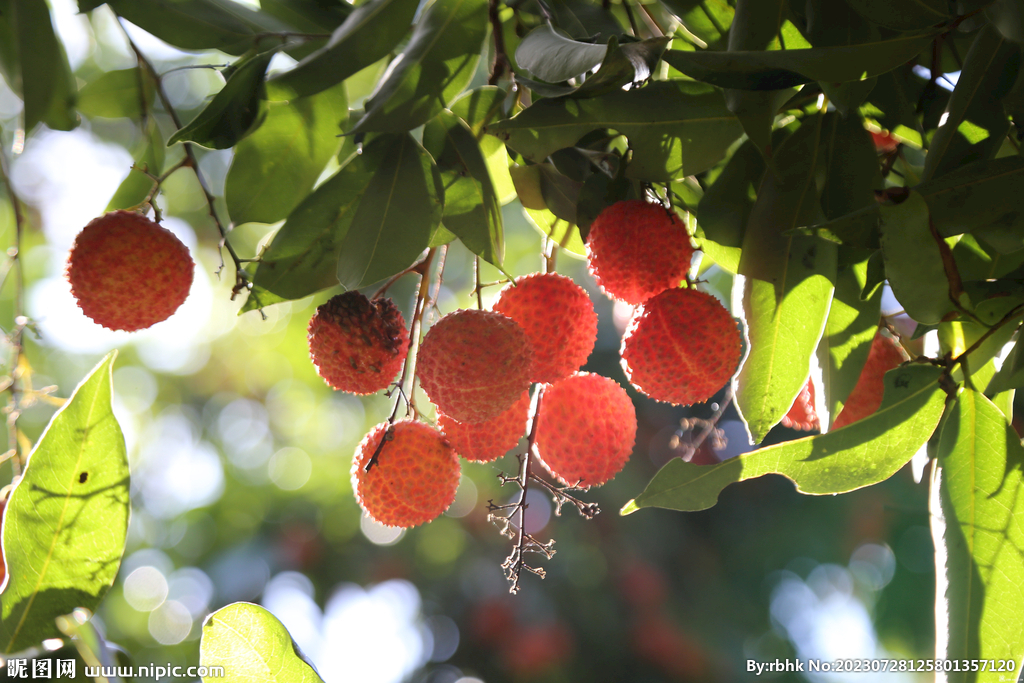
left=487, top=0, right=511, bottom=85
left=474, top=257, right=484, bottom=309
left=115, top=17, right=256, bottom=307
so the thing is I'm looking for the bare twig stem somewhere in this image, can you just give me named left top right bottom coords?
left=488, top=0, right=512, bottom=85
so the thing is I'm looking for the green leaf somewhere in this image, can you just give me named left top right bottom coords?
left=77, top=68, right=154, bottom=120
left=488, top=80, right=743, bottom=181
left=266, top=0, right=420, bottom=100
left=936, top=388, right=1024, bottom=677
left=573, top=37, right=670, bottom=97
left=515, top=25, right=608, bottom=83
left=226, top=82, right=347, bottom=226
left=0, top=353, right=129, bottom=653
left=694, top=139, right=766, bottom=274
left=988, top=339, right=1024, bottom=394
left=248, top=151, right=375, bottom=307
left=662, top=30, right=939, bottom=90
left=844, top=0, right=953, bottom=31
left=350, top=0, right=488, bottom=134
left=735, top=116, right=837, bottom=444
left=818, top=250, right=882, bottom=426
left=201, top=602, right=324, bottom=683
left=168, top=51, right=275, bottom=150
left=549, top=0, right=624, bottom=40
left=923, top=25, right=1017, bottom=183
left=576, top=169, right=634, bottom=236
left=450, top=87, right=516, bottom=204
left=879, top=191, right=955, bottom=325
left=985, top=0, right=1024, bottom=43
left=422, top=110, right=504, bottom=265
left=11, top=0, right=77, bottom=132
left=820, top=111, right=881, bottom=221
left=659, top=0, right=733, bottom=46
left=107, top=0, right=294, bottom=55
left=623, top=364, right=945, bottom=514
left=259, top=0, right=352, bottom=34
left=523, top=206, right=586, bottom=258
left=336, top=134, right=444, bottom=289
left=952, top=233, right=1024, bottom=281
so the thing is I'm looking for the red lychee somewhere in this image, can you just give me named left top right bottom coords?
left=66, top=210, right=194, bottom=331
left=492, top=273, right=598, bottom=384
left=437, top=391, right=530, bottom=462
left=620, top=288, right=742, bottom=406
left=307, top=292, right=409, bottom=394
left=535, top=372, right=636, bottom=487
left=585, top=199, right=695, bottom=305
left=417, top=309, right=532, bottom=423
left=832, top=331, right=907, bottom=429
left=781, top=379, right=820, bottom=432
left=351, top=419, right=460, bottom=528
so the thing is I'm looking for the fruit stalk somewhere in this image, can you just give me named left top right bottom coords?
left=114, top=17, right=252, bottom=303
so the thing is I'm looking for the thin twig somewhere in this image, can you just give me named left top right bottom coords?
left=488, top=0, right=512, bottom=85
left=474, top=257, right=484, bottom=309
left=115, top=17, right=256, bottom=307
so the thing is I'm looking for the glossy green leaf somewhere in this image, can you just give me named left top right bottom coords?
left=248, top=151, right=375, bottom=308
left=423, top=110, right=503, bottom=265
left=168, top=51, right=275, bottom=150
left=522, top=206, right=586, bottom=258
left=936, top=388, right=1024, bottom=678
left=11, top=0, right=77, bottom=132
left=735, top=116, right=837, bottom=444
left=77, top=68, right=154, bottom=120
left=350, top=0, right=488, bottom=134
left=488, top=80, right=743, bottom=181
left=818, top=251, right=882, bottom=426
left=820, top=112, right=881, bottom=221
left=662, top=30, right=939, bottom=90
left=266, top=0, right=420, bottom=100
left=201, top=602, right=324, bottom=683
left=923, top=25, right=1017, bottom=183
left=659, top=0, right=733, bottom=46
left=0, top=353, right=129, bottom=653
left=576, top=170, right=634, bottom=235
left=549, top=0, right=624, bottom=40
left=953, top=233, right=1024, bottom=282
left=450, top=87, right=516, bottom=204
left=259, top=0, right=351, bottom=34
left=226, top=82, right=347, bottom=226
left=336, top=134, right=444, bottom=288
left=844, top=0, right=953, bottom=30
left=108, top=0, right=294, bottom=55
left=695, top=140, right=765, bottom=274
left=573, top=37, right=672, bottom=98
left=988, top=339, right=1024, bottom=394
left=515, top=25, right=607, bottom=83
left=623, top=364, right=945, bottom=513
left=879, top=191, right=955, bottom=325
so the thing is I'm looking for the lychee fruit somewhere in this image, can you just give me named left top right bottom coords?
left=351, top=419, right=460, bottom=528
left=417, top=309, right=532, bottom=423
left=437, top=391, right=530, bottom=462
left=620, top=288, right=742, bottom=406
left=781, top=379, right=820, bottom=432
left=307, top=291, right=410, bottom=394
left=492, top=273, right=597, bottom=383
left=585, top=199, right=695, bottom=305
left=832, top=331, right=908, bottom=429
left=66, top=210, right=194, bottom=331
left=535, top=372, right=636, bottom=487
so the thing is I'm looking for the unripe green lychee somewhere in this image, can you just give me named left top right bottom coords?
left=832, top=331, right=907, bottom=429
left=620, top=288, right=742, bottom=406
left=307, top=292, right=409, bottom=394
left=437, top=391, right=530, bottom=462
left=418, top=309, right=532, bottom=423
left=586, top=199, right=695, bottom=305
left=351, top=420, right=460, bottom=528
left=535, top=372, right=636, bottom=487
left=492, top=273, right=597, bottom=383
left=66, top=210, right=194, bottom=331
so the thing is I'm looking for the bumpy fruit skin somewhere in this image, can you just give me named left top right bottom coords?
left=351, top=420, right=460, bottom=528
left=307, top=292, right=409, bottom=394
left=620, top=288, right=742, bottom=406
left=536, top=372, right=637, bottom=487
left=832, top=331, right=907, bottom=429
left=585, top=199, right=695, bottom=305
left=493, top=273, right=597, bottom=383
left=66, top=210, right=194, bottom=331
left=418, top=309, right=532, bottom=423
left=781, top=379, right=820, bottom=432
left=437, top=391, right=530, bottom=462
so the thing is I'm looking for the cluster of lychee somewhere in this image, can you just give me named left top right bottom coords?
left=306, top=199, right=748, bottom=529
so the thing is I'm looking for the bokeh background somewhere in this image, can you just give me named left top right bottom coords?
left=0, top=1, right=946, bottom=681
